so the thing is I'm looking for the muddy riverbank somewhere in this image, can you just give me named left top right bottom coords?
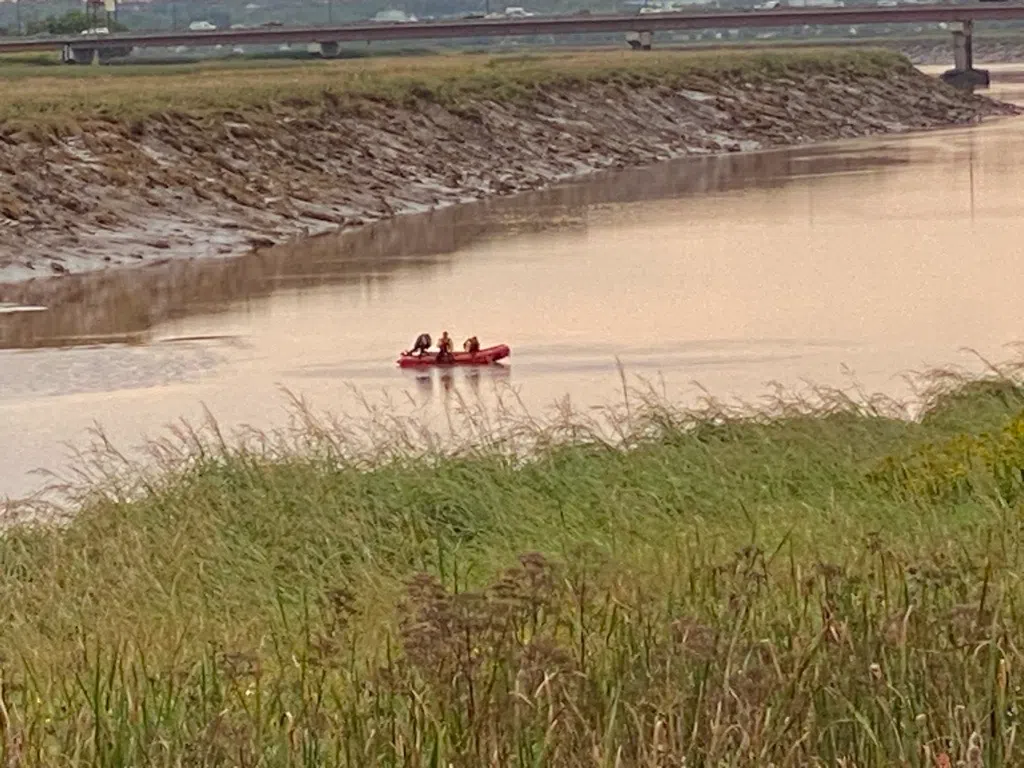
left=0, top=50, right=1016, bottom=286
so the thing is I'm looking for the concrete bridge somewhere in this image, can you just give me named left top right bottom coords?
left=3, top=2, right=1021, bottom=86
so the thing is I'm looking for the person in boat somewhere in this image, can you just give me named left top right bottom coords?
left=409, top=332, right=432, bottom=357
left=437, top=331, right=454, bottom=363
left=463, top=336, right=480, bottom=354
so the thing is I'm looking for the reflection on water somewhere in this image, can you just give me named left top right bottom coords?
left=2, top=76, right=1024, bottom=500
left=403, top=365, right=513, bottom=408
left=0, top=145, right=913, bottom=352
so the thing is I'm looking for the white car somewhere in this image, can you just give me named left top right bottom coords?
left=188, top=20, right=217, bottom=31
left=372, top=10, right=417, bottom=22
left=80, top=27, right=110, bottom=35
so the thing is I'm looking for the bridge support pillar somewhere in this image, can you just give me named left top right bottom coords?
left=319, top=41, right=340, bottom=58
left=625, top=30, right=652, bottom=50
left=62, top=44, right=98, bottom=64
left=941, top=21, right=989, bottom=91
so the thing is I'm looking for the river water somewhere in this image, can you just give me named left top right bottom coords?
left=3, top=72, right=1024, bottom=501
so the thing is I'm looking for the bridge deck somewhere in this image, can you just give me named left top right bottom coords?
left=3, top=2, right=1024, bottom=53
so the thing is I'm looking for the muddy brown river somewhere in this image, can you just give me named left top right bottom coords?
left=4, top=71, right=1024, bottom=502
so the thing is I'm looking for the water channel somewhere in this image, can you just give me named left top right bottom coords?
left=3, top=70, right=1024, bottom=501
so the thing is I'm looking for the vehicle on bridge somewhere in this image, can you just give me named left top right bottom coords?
left=372, top=10, right=418, bottom=22
left=5, top=0, right=1017, bottom=89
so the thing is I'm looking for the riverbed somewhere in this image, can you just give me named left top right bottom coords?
left=3, top=73, right=1024, bottom=501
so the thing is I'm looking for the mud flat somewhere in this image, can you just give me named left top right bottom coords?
left=0, top=49, right=1016, bottom=287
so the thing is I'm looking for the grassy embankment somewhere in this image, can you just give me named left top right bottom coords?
left=0, top=46, right=911, bottom=130
left=4, top=364, right=1024, bottom=765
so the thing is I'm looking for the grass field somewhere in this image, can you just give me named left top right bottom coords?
left=3, top=365, right=1024, bottom=765
left=0, top=47, right=910, bottom=128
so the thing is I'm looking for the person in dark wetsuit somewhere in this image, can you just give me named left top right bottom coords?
left=437, top=331, right=454, bottom=363
left=463, top=336, right=480, bottom=354
left=410, top=333, right=432, bottom=357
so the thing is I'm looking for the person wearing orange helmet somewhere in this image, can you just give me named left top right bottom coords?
left=437, top=330, right=454, bottom=363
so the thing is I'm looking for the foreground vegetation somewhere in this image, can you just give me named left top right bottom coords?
left=0, top=47, right=910, bottom=128
left=4, top=366, right=1024, bottom=765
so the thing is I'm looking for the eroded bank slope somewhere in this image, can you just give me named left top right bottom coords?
left=0, top=50, right=1015, bottom=283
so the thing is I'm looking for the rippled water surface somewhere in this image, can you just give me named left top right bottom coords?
left=4, top=75, right=1024, bottom=499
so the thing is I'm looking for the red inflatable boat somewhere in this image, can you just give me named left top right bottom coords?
left=397, top=344, right=511, bottom=368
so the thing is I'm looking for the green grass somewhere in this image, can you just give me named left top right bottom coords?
left=4, top=364, right=1024, bottom=764
left=0, top=47, right=912, bottom=129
